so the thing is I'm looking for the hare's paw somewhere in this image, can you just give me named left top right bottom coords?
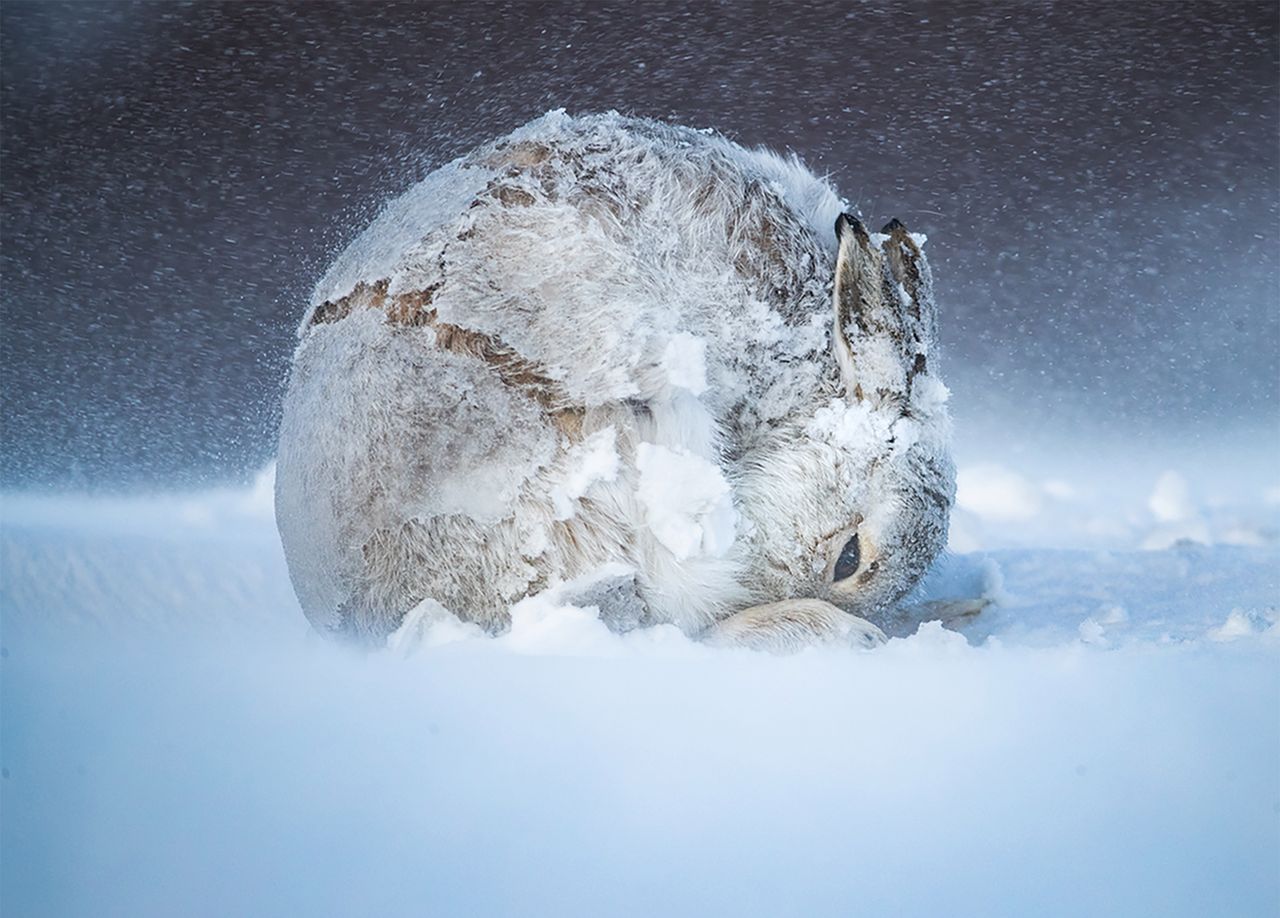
left=704, top=599, right=887, bottom=654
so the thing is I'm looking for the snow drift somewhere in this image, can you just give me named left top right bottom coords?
left=2, top=459, right=1277, bottom=916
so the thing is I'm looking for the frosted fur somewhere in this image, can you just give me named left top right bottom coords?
left=274, top=311, right=558, bottom=625
left=276, top=111, right=955, bottom=647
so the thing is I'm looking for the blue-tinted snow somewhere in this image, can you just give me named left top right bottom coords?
left=2, top=462, right=1276, bottom=917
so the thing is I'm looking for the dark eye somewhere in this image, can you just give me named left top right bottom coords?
left=833, top=533, right=861, bottom=581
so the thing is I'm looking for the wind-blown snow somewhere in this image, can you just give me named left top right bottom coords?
left=2, top=457, right=1278, bottom=917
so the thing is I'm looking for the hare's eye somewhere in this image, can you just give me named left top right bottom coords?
left=832, top=533, right=862, bottom=581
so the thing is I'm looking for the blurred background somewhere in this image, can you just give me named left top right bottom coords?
left=2, top=0, right=1277, bottom=492
left=4, top=10, right=1278, bottom=913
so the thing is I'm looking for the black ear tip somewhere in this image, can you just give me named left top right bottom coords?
left=881, top=217, right=906, bottom=233
left=835, top=212, right=865, bottom=238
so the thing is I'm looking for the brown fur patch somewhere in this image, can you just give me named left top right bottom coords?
left=481, top=140, right=552, bottom=170
left=429, top=318, right=566, bottom=411
left=549, top=406, right=585, bottom=439
left=309, top=279, right=394, bottom=326
left=308, top=279, right=573, bottom=419
left=494, top=185, right=536, bottom=208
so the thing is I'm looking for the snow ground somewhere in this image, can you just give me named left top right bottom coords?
left=2, top=457, right=1278, bottom=917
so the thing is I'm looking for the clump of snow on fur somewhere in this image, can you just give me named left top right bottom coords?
left=635, top=442, right=737, bottom=560
left=549, top=427, right=620, bottom=520
left=805, top=398, right=892, bottom=459
left=660, top=333, right=708, bottom=395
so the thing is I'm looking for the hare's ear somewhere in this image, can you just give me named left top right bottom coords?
left=831, top=214, right=937, bottom=411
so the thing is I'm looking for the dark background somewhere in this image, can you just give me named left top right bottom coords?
left=3, top=1, right=1276, bottom=490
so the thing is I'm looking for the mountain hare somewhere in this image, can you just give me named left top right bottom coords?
left=276, top=111, right=956, bottom=652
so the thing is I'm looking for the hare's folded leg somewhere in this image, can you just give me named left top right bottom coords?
left=703, top=599, right=886, bottom=654
left=876, top=597, right=992, bottom=639
left=916, top=597, right=990, bottom=626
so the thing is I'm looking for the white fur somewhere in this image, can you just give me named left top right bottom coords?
left=275, top=111, right=955, bottom=649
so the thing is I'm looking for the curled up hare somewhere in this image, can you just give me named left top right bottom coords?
left=276, top=111, right=977, bottom=653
